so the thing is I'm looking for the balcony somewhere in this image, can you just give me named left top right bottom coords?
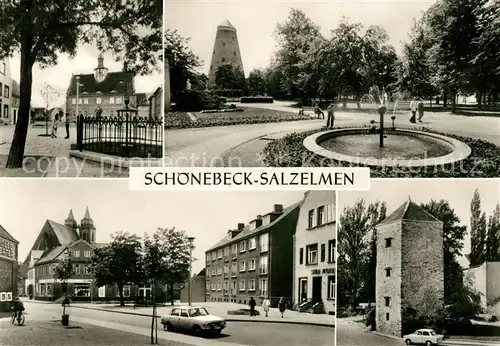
left=224, top=273, right=229, bottom=279
left=231, top=272, right=237, bottom=278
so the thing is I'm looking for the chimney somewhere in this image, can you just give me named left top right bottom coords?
left=237, top=223, right=245, bottom=230
left=274, top=204, right=284, bottom=213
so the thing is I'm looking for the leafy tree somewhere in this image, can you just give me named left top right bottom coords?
left=0, top=0, right=162, bottom=168
left=91, top=231, right=143, bottom=306
left=337, top=199, right=386, bottom=309
left=189, top=72, right=208, bottom=91
left=420, top=199, right=468, bottom=304
left=247, top=69, right=267, bottom=95
left=39, top=82, right=60, bottom=136
left=446, top=272, right=484, bottom=320
left=53, top=250, right=74, bottom=315
left=264, top=66, right=287, bottom=99
left=214, top=63, right=246, bottom=90
left=486, top=204, right=500, bottom=261
left=470, top=189, right=488, bottom=266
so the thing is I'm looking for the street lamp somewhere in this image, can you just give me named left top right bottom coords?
left=187, top=237, right=195, bottom=306
left=75, top=76, right=80, bottom=118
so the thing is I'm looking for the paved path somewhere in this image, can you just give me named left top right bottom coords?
left=164, top=102, right=500, bottom=167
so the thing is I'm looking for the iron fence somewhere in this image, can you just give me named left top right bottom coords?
left=76, top=114, right=163, bottom=158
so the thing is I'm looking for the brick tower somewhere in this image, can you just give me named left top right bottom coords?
left=79, top=207, right=96, bottom=243
left=375, top=197, right=444, bottom=337
left=208, top=19, right=244, bottom=86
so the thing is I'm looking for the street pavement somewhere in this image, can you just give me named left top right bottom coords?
left=15, top=301, right=334, bottom=346
left=164, top=101, right=500, bottom=167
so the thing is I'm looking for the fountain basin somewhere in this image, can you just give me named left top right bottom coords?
left=303, top=128, right=472, bottom=167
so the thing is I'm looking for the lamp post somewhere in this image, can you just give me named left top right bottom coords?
left=187, top=237, right=195, bottom=306
left=75, top=76, right=80, bottom=118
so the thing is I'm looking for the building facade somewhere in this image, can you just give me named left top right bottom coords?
left=208, top=19, right=244, bottom=86
left=0, top=225, right=19, bottom=312
left=180, top=269, right=206, bottom=303
left=205, top=203, right=300, bottom=308
left=65, top=53, right=136, bottom=118
left=375, top=198, right=444, bottom=337
left=465, top=261, right=500, bottom=316
left=0, top=59, right=14, bottom=124
left=149, top=87, right=162, bottom=119
left=293, top=191, right=336, bottom=315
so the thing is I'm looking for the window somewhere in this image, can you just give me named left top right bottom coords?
left=233, top=52, right=236, bottom=56
left=73, top=250, right=80, bottom=257
left=385, top=268, right=392, bottom=277
left=48, top=265, right=53, bottom=275
left=239, top=241, right=246, bottom=253
left=207, top=270, right=211, bottom=278
left=96, top=97, right=102, bottom=104
left=116, top=97, right=122, bottom=104
left=259, top=233, right=268, bottom=252
left=317, top=206, right=325, bottom=226
left=0, top=83, right=2, bottom=96
left=248, top=237, right=256, bottom=250
left=4, top=86, right=9, bottom=98
left=385, top=238, right=392, bottom=248
left=212, top=282, right=216, bottom=291
left=222, top=42, right=226, bottom=46
left=79, top=98, right=83, bottom=104
left=206, top=282, right=210, bottom=291
left=83, top=98, right=89, bottom=104
left=306, top=244, right=318, bottom=265
left=231, top=244, right=238, bottom=257
left=0, top=62, right=4, bottom=74
left=84, top=250, right=91, bottom=258
left=211, top=267, right=216, bottom=276
left=72, top=98, right=76, bottom=105
left=212, top=251, right=216, bottom=261
left=224, top=247, right=229, bottom=257
left=386, top=313, right=390, bottom=321
left=248, top=279, right=256, bottom=291
left=217, top=249, right=223, bottom=259
left=259, top=255, right=268, bottom=274
left=299, top=248, right=304, bottom=265
left=217, top=281, right=222, bottom=291
left=321, top=244, right=326, bottom=262
left=259, top=278, right=268, bottom=297
left=224, top=264, right=229, bottom=274
left=217, top=266, right=222, bottom=276
left=248, top=259, right=256, bottom=271
left=231, top=263, right=237, bottom=277
left=239, top=280, right=246, bottom=291
left=171, top=308, right=180, bottom=316
left=327, top=276, right=335, bottom=299
left=328, top=240, right=336, bottom=263
left=206, top=253, right=211, bottom=262
left=384, top=297, right=391, bottom=307
left=109, top=97, right=115, bottom=104
left=231, top=281, right=237, bottom=294
left=85, top=265, right=92, bottom=275
left=239, top=260, right=246, bottom=272
left=308, top=210, right=314, bottom=228
left=223, top=281, right=228, bottom=291
left=181, top=310, right=189, bottom=317
left=74, top=264, right=80, bottom=274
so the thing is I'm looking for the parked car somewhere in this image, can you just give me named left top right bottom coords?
left=161, top=306, right=226, bottom=336
left=403, top=329, right=444, bottom=345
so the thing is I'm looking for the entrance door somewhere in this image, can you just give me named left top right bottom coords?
left=312, top=276, right=322, bottom=303
left=298, top=278, right=308, bottom=303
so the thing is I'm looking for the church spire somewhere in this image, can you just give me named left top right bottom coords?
left=83, top=206, right=91, bottom=220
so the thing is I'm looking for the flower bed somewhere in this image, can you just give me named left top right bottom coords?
left=200, top=108, right=244, bottom=114
left=165, top=111, right=193, bottom=128
left=262, top=126, right=500, bottom=178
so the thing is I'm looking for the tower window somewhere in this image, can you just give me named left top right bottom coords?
left=385, top=238, right=392, bottom=248
left=384, top=297, right=391, bottom=307
left=222, top=42, right=226, bottom=46
left=221, top=58, right=226, bottom=62
left=233, top=52, right=236, bottom=56
left=385, top=268, right=392, bottom=277
left=386, top=313, right=390, bottom=321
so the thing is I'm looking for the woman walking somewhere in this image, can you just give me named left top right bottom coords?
left=51, top=113, right=60, bottom=138
left=326, top=103, right=335, bottom=128
left=262, top=297, right=271, bottom=317
left=278, top=297, right=286, bottom=318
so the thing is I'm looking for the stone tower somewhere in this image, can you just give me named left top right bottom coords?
left=64, top=209, right=78, bottom=232
left=208, top=19, right=244, bottom=86
left=94, top=53, right=109, bottom=83
left=79, top=207, right=96, bottom=243
left=375, top=197, right=444, bottom=337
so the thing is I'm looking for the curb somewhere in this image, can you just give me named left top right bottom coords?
left=70, top=305, right=334, bottom=328
left=371, top=330, right=402, bottom=341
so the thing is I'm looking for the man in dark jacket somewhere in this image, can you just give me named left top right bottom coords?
left=249, top=297, right=256, bottom=317
left=11, top=297, right=25, bottom=322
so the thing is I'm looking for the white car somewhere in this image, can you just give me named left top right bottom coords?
left=161, top=306, right=226, bottom=336
left=403, top=329, right=444, bottom=345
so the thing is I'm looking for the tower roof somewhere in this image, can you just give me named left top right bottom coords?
left=218, top=19, right=235, bottom=29
left=378, top=199, right=442, bottom=225
left=67, top=209, right=75, bottom=221
left=83, top=207, right=91, bottom=219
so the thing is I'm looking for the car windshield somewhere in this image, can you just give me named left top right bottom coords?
left=189, top=308, right=209, bottom=317
left=430, top=331, right=436, bottom=336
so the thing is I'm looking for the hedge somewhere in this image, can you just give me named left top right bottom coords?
left=240, top=96, right=274, bottom=103
left=174, top=90, right=222, bottom=111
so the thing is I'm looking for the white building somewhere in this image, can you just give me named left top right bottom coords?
left=464, top=261, right=500, bottom=316
left=0, top=60, right=14, bottom=124
left=293, top=191, right=336, bottom=315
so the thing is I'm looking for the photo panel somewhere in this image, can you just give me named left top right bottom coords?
left=164, top=0, right=500, bottom=179
left=336, top=179, right=500, bottom=346
left=0, top=1, right=163, bottom=178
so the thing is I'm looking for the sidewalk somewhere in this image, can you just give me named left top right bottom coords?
left=59, top=301, right=334, bottom=327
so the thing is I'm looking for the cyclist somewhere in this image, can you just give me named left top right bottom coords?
left=11, top=297, right=25, bottom=323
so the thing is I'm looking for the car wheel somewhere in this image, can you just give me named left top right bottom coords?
left=405, top=339, right=412, bottom=345
left=193, top=325, right=201, bottom=335
left=425, top=341, right=432, bottom=346
left=165, top=322, right=173, bottom=331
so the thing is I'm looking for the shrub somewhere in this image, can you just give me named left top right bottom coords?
left=164, top=112, right=193, bottom=128
left=174, top=90, right=222, bottom=111
left=240, top=96, right=274, bottom=103
left=213, top=89, right=244, bottom=98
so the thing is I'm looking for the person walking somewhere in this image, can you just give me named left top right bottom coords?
left=326, top=103, right=335, bottom=128
left=417, top=98, right=425, bottom=122
left=51, top=113, right=59, bottom=138
left=278, top=297, right=286, bottom=318
left=262, top=297, right=271, bottom=317
left=249, top=297, right=256, bottom=317
left=313, top=102, right=325, bottom=119
left=64, top=112, right=71, bottom=139
left=409, top=97, right=417, bottom=123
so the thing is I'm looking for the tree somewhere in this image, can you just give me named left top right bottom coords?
left=247, top=69, right=267, bottom=95
left=214, top=63, right=246, bottom=90
left=39, top=82, right=60, bottom=136
left=337, top=199, right=386, bottom=309
left=486, top=204, right=500, bottom=261
left=420, top=199, right=468, bottom=304
left=0, top=0, right=162, bottom=168
left=53, top=250, right=74, bottom=315
left=470, top=189, right=488, bottom=266
left=91, top=231, right=143, bottom=306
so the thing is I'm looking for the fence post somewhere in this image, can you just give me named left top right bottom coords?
left=76, top=115, right=83, bottom=152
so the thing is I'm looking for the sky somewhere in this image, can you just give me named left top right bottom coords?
left=7, top=44, right=162, bottom=108
left=165, top=0, right=435, bottom=77
left=338, top=179, right=500, bottom=267
left=0, top=179, right=306, bottom=275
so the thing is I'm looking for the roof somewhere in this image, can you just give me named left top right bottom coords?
left=378, top=198, right=442, bottom=225
left=206, top=202, right=301, bottom=252
left=218, top=19, right=235, bottom=29
left=36, top=245, right=67, bottom=265
left=136, top=93, right=150, bottom=106
left=46, top=220, right=79, bottom=244
left=0, top=224, right=19, bottom=244
left=67, top=72, right=135, bottom=95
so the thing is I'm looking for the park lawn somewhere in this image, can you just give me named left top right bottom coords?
left=0, top=321, right=190, bottom=346
left=165, top=108, right=311, bottom=129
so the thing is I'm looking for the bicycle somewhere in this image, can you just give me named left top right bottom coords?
left=11, top=311, right=25, bottom=326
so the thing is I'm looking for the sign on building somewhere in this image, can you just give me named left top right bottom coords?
left=0, top=238, right=15, bottom=260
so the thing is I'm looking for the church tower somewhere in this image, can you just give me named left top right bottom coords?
left=375, top=198, right=444, bottom=337
left=79, top=207, right=96, bottom=243
left=208, top=19, right=244, bottom=86
left=64, top=209, right=78, bottom=233
left=94, top=53, right=109, bottom=83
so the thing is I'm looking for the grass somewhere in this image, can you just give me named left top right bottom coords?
left=165, top=107, right=311, bottom=129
